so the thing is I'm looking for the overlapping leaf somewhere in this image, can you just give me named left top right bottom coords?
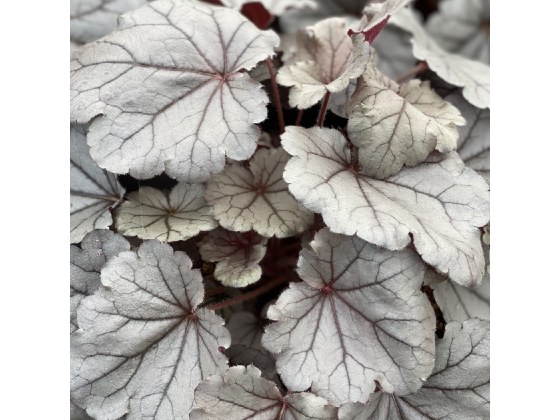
left=71, top=240, right=230, bottom=419
left=226, top=311, right=266, bottom=351
left=70, top=230, right=130, bottom=334
left=225, top=344, right=282, bottom=389
left=347, top=56, right=465, bottom=178
left=339, top=319, right=490, bottom=419
left=70, top=0, right=150, bottom=53
left=349, top=0, right=411, bottom=43
left=114, top=183, right=216, bottom=242
left=262, top=229, right=435, bottom=404
left=391, top=7, right=490, bottom=108
left=221, top=0, right=317, bottom=16
left=205, top=148, right=314, bottom=237
left=426, top=0, right=490, bottom=64
left=70, top=0, right=279, bottom=182
left=194, top=365, right=338, bottom=419
left=281, top=126, right=490, bottom=287
left=276, top=18, right=370, bottom=109
left=70, top=123, right=124, bottom=243
left=199, top=229, right=267, bottom=287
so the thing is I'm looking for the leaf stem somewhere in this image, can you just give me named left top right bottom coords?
left=267, top=57, right=285, bottom=134
left=395, top=61, right=428, bottom=84
left=205, top=285, right=226, bottom=297
left=317, top=91, right=331, bottom=127
left=206, top=276, right=290, bottom=311
left=295, top=109, right=304, bottom=126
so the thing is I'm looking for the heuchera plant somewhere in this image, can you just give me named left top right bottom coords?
left=70, top=0, right=490, bottom=419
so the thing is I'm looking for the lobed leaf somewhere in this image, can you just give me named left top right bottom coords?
left=70, top=0, right=279, bottom=182
left=281, top=126, right=490, bottom=287
left=276, top=18, right=370, bottom=109
left=225, top=344, right=282, bottom=390
left=70, top=230, right=130, bottom=334
left=199, top=229, right=267, bottom=287
left=71, top=123, right=125, bottom=243
left=205, top=148, right=314, bottom=238
left=115, top=183, right=217, bottom=242
left=390, top=7, right=490, bottom=108
left=71, top=240, right=230, bottom=419
left=339, top=318, right=490, bottom=419
left=262, top=229, right=435, bottom=404
left=194, top=365, right=338, bottom=419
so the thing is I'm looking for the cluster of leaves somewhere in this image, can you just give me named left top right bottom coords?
left=70, top=0, right=490, bottom=419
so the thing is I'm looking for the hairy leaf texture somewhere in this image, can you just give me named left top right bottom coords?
left=390, top=7, right=490, bottom=108
left=115, top=183, right=216, bottom=242
left=281, top=126, right=490, bottom=287
left=70, top=0, right=279, bottom=182
left=194, top=365, right=338, bottom=419
left=199, top=229, right=267, bottom=287
left=426, top=0, right=490, bottom=64
left=205, top=148, right=314, bottom=237
left=262, top=229, right=435, bottom=404
left=276, top=18, right=370, bottom=109
left=70, top=123, right=125, bottom=243
left=70, top=230, right=130, bottom=334
left=347, top=56, right=465, bottom=178
left=70, top=240, right=230, bottom=419
left=339, top=319, right=490, bottom=419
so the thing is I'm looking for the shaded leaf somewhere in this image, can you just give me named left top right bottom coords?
left=71, top=240, right=230, bottom=419
left=71, top=123, right=124, bottom=243
left=194, top=365, right=338, bottom=419
left=372, top=24, right=417, bottom=80
left=70, top=230, right=130, bottom=334
left=262, top=229, right=435, bottom=404
left=281, top=126, right=490, bottom=287
left=70, top=0, right=279, bottom=182
left=226, top=311, right=265, bottom=351
left=205, top=148, right=314, bottom=238
left=339, top=319, right=490, bottom=419
left=276, top=18, right=370, bottom=109
left=70, top=0, right=150, bottom=53
left=225, top=344, right=282, bottom=389
left=426, top=0, right=490, bottom=64
left=203, top=278, right=244, bottom=320
left=347, top=56, right=465, bottom=178
left=391, top=7, right=490, bottom=108
left=114, top=183, right=217, bottom=242
left=200, top=229, right=267, bottom=287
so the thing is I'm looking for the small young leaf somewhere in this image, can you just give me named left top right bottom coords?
left=426, top=0, right=490, bottom=64
left=390, top=7, right=490, bottom=108
left=70, top=230, right=130, bottom=334
left=200, top=229, right=267, bottom=287
left=70, top=0, right=279, bottom=182
left=349, top=0, right=411, bottom=43
left=347, top=57, right=465, bottom=178
left=276, top=18, right=370, bottom=109
left=339, top=318, right=490, bottom=420
left=114, top=183, right=217, bottom=242
left=281, top=127, right=490, bottom=288
left=205, top=148, right=314, bottom=238
left=70, top=123, right=124, bottom=243
left=194, top=365, right=338, bottom=419
left=71, top=240, right=230, bottom=420
left=262, top=229, right=435, bottom=404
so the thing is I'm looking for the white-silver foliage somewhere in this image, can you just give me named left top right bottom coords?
left=276, top=18, right=370, bottom=109
left=262, top=229, right=435, bottom=404
left=391, top=7, right=490, bottom=109
left=70, top=230, right=130, bottom=334
left=347, top=56, right=465, bottom=178
left=70, top=240, right=231, bottom=420
left=70, top=0, right=150, bottom=53
left=114, top=183, right=217, bottom=242
left=426, top=0, right=490, bottom=64
left=351, top=0, right=411, bottom=37
left=199, top=229, right=267, bottom=287
left=205, top=148, right=314, bottom=238
left=70, top=0, right=279, bottom=183
left=339, top=319, right=490, bottom=419
left=281, top=126, right=490, bottom=288
left=221, top=0, right=317, bottom=16
left=194, top=365, right=338, bottom=419
left=70, top=123, right=125, bottom=244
